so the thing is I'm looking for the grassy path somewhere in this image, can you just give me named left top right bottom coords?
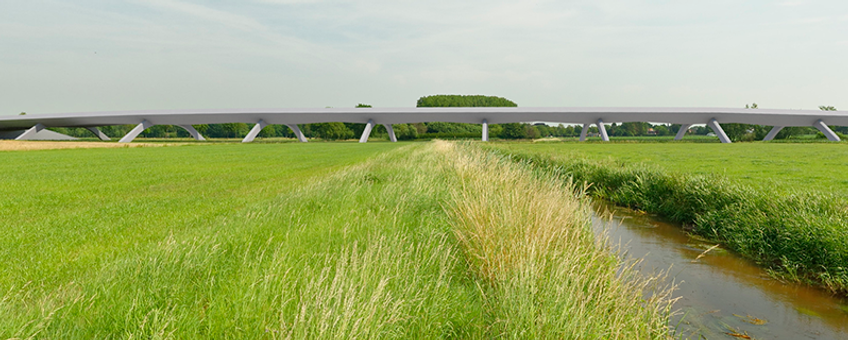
left=0, top=142, right=672, bottom=339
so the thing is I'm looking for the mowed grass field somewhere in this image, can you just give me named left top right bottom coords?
left=0, top=142, right=673, bottom=339
left=491, top=142, right=848, bottom=193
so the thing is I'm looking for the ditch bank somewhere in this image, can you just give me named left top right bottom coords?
left=485, top=145, right=848, bottom=296
left=595, top=201, right=848, bottom=339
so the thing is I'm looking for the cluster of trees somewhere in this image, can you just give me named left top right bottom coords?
left=416, top=95, right=517, bottom=108
left=413, top=95, right=551, bottom=139
left=37, top=99, right=846, bottom=141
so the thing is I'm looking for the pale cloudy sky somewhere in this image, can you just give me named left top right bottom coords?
left=1, top=0, right=846, bottom=114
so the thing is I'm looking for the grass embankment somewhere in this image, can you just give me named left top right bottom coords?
left=0, top=142, right=673, bottom=338
left=501, top=142, right=848, bottom=192
left=485, top=143, right=848, bottom=295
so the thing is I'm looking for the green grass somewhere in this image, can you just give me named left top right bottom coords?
left=0, top=143, right=404, bottom=288
left=483, top=142, right=848, bottom=295
left=488, top=142, right=848, bottom=193
left=0, top=142, right=674, bottom=338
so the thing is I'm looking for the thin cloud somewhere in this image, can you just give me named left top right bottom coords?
left=139, top=0, right=266, bottom=32
left=135, top=0, right=348, bottom=68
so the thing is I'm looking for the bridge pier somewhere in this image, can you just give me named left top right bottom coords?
left=707, top=118, right=732, bottom=143
left=763, top=126, right=784, bottom=141
left=383, top=124, right=397, bottom=142
left=482, top=119, right=488, bottom=142
left=597, top=119, right=609, bottom=142
left=242, top=120, right=268, bottom=143
left=579, top=123, right=590, bottom=141
left=813, top=120, right=841, bottom=141
left=359, top=119, right=374, bottom=143
left=178, top=125, right=205, bottom=141
left=119, top=120, right=154, bottom=143
left=674, top=124, right=691, bottom=141
left=286, top=124, right=307, bottom=142
left=85, top=127, right=111, bottom=141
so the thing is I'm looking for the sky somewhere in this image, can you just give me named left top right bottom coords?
left=1, top=0, right=847, bottom=115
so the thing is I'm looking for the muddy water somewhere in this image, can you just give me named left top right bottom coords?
left=592, top=202, right=848, bottom=339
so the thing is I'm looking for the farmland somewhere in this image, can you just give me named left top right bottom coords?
left=0, top=141, right=673, bottom=339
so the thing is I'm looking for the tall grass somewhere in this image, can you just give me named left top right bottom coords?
left=489, top=147, right=848, bottom=296
left=441, top=142, right=675, bottom=338
left=1, top=142, right=674, bottom=338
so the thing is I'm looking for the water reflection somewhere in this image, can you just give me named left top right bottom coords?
left=592, top=201, right=848, bottom=339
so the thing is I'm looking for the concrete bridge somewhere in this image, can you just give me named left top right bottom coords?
left=1, top=107, right=845, bottom=143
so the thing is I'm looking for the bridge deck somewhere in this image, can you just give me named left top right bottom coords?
left=2, top=107, right=845, bottom=143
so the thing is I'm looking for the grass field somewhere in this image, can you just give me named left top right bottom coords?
left=484, top=141, right=848, bottom=295
left=0, top=142, right=673, bottom=339
left=490, top=142, right=848, bottom=193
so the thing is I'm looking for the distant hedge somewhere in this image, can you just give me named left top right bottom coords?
left=416, top=95, right=517, bottom=108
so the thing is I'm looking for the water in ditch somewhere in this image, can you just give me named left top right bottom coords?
left=592, top=201, right=848, bottom=339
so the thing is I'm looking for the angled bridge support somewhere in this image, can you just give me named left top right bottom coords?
left=675, top=124, right=692, bottom=141
left=119, top=120, right=154, bottom=143
left=707, top=118, right=732, bottom=143
left=763, top=126, right=784, bottom=141
left=383, top=124, right=397, bottom=142
left=813, top=120, right=841, bottom=141
left=359, top=119, right=374, bottom=143
left=241, top=121, right=309, bottom=143
left=177, top=125, right=205, bottom=141
left=579, top=123, right=590, bottom=141
left=579, top=120, right=610, bottom=141
left=85, top=127, right=111, bottom=141
left=242, top=120, right=268, bottom=143
left=597, top=119, right=609, bottom=142
left=286, top=124, right=307, bottom=142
